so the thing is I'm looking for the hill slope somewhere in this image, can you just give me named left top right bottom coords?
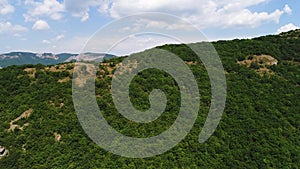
left=0, top=30, right=299, bottom=168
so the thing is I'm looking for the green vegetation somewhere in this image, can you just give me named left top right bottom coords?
left=0, top=30, right=299, bottom=168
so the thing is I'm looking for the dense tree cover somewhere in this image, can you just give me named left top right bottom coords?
left=0, top=30, right=299, bottom=168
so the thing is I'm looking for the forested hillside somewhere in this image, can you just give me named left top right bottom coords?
left=0, top=30, right=299, bottom=168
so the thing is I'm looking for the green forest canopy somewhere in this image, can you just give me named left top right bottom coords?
left=0, top=30, right=299, bottom=168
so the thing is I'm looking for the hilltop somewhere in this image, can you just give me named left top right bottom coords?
left=279, top=29, right=300, bottom=39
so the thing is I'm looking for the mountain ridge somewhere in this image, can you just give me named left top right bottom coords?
left=0, top=52, right=116, bottom=68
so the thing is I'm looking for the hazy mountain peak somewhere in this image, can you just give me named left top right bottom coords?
left=0, top=52, right=115, bottom=68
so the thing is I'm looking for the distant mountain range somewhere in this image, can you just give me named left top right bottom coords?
left=0, top=52, right=116, bottom=68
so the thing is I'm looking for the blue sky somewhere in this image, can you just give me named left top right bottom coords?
left=0, top=0, right=299, bottom=55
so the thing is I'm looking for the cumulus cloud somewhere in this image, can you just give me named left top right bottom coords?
left=24, top=0, right=64, bottom=22
left=111, top=1, right=292, bottom=28
left=0, top=0, right=15, bottom=15
left=65, top=0, right=292, bottom=29
left=64, top=0, right=101, bottom=22
left=277, top=23, right=299, bottom=34
left=0, top=22, right=28, bottom=34
left=32, top=20, right=50, bottom=30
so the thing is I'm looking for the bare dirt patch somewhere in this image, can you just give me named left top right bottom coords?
left=24, top=68, right=36, bottom=78
left=54, top=132, right=62, bottom=142
left=59, top=102, right=64, bottom=108
left=238, top=55, right=278, bottom=67
left=186, top=61, right=199, bottom=65
left=238, top=55, right=278, bottom=76
left=99, top=62, right=120, bottom=78
left=257, top=67, right=275, bottom=76
left=45, top=63, right=74, bottom=74
left=58, top=77, right=70, bottom=83
left=113, top=60, right=138, bottom=76
left=49, top=101, right=64, bottom=108
left=8, top=109, right=33, bottom=132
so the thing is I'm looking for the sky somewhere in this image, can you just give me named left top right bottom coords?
left=0, top=0, right=299, bottom=55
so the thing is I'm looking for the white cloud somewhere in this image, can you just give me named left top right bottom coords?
left=0, top=22, right=28, bottom=34
left=24, top=0, right=64, bottom=22
left=32, top=20, right=50, bottom=30
left=98, top=0, right=110, bottom=14
left=64, top=0, right=102, bottom=22
left=277, top=23, right=299, bottom=34
left=42, top=39, right=51, bottom=44
left=41, top=34, right=65, bottom=46
left=118, top=18, right=194, bottom=32
left=0, top=0, right=15, bottom=15
left=55, top=34, right=65, bottom=41
left=79, top=12, right=89, bottom=22
left=283, top=4, right=292, bottom=15
left=114, top=1, right=292, bottom=28
left=213, top=8, right=285, bottom=28
left=68, top=0, right=291, bottom=29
